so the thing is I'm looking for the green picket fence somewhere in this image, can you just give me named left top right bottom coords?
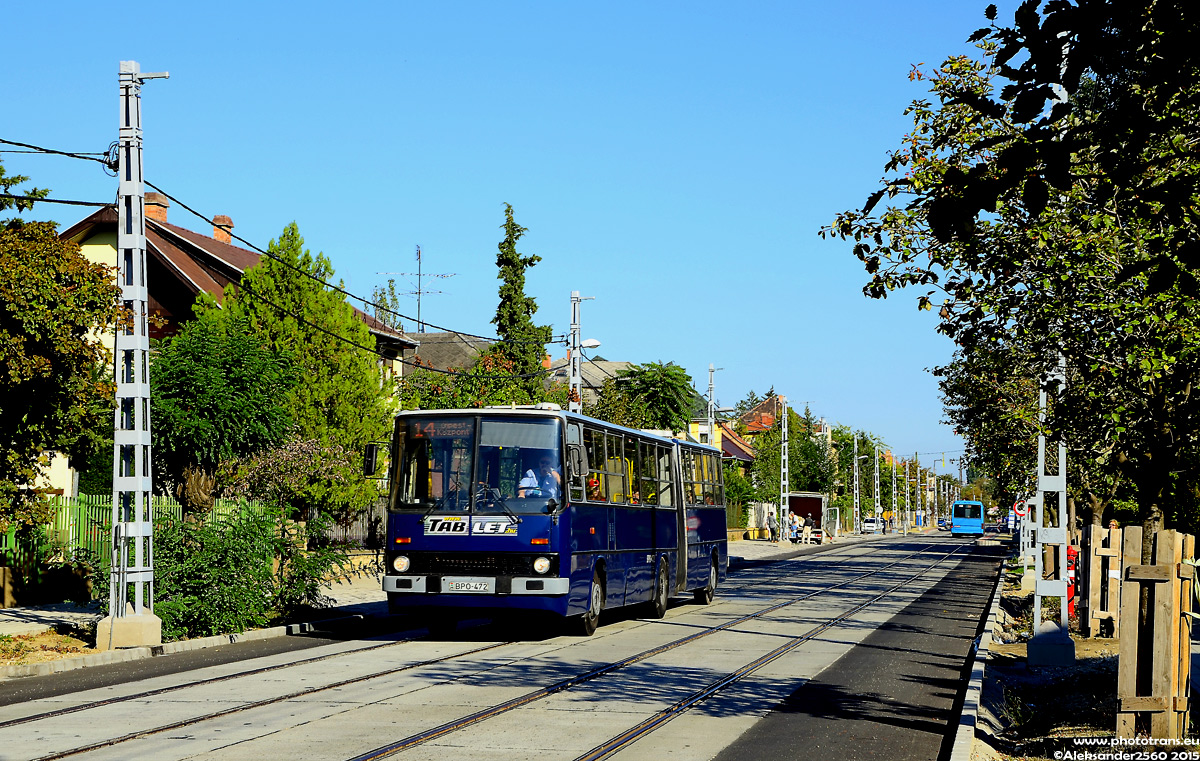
left=0, top=495, right=267, bottom=574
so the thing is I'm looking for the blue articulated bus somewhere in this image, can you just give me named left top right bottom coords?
left=380, top=406, right=728, bottom=635
left=950, top=500, right=985, bottom=536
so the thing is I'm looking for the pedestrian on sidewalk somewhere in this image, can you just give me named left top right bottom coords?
left=802, top=513, right=813, bottom=545
left=767, top=511, right=779, bottom=542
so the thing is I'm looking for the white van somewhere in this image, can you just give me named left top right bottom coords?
left=861, top=517, right=880, bottom=533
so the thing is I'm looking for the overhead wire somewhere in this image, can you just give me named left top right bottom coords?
left=143, top=180, right=564, bottom=347
left=1, top=136, right=564, bottom=347
left=233, top=278, right=553, bottom=380
left=0, top=193, right=110, bottom=207
left=0, top=138, right=113, bottom=166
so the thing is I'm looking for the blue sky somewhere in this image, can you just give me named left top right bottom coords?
left=4, top=1, right=1017, bottom=475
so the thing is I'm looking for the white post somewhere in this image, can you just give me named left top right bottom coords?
left=100, top=60, right=166, bottom=649
left=778, top=395, right=788, bottom=543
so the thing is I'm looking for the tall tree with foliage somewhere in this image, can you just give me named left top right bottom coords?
left=0, top=167, right=120, bottom=532
left=150, top=305, right=296, bottom=516
left=220, top=222, right=388, bottom=516
left=488, top=203, right=552, bottom=401
left=585, top=362, right=695, bottom=432
left=825, top=43, right=1200, bottom=554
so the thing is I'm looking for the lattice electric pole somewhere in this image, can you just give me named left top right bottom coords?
left=100, top=61, right=167, bottom=649
left=873, top=443, right=881, bottom=529
left=1029, top=354, right=1074, bottom=664
left=852, top=435, right=860, bottom=534
left=778, top=395, right=788, bottom=543
left=568, top=291, right=593, bottom=414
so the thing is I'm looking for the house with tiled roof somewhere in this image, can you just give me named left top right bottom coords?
left=546, top=356, right=635, bottom=406
left=59, top=194, right=418, bottom=370
left=42, top=196, right=419, bottom=499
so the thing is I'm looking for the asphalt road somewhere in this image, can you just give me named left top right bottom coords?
left=714, top=545, right=1005, bottom=761
left=0, top=536, right=1002, bottom=761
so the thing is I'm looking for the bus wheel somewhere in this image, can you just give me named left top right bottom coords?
left=574, top=570, right=604, bottom=636
left=693, top=558, right=717, bottom=605
left=646, top=563, right=668, bottom=619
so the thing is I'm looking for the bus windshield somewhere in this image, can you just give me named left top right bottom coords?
left=391, top=415, right=563, bottom=515
left=953, top=503, right=981, bottom=520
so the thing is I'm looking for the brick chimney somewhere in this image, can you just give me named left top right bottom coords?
left=145, top=192, right=169, bottom=223
left=542, top=353, right=552, bottom=370
left=213, top=215, right=234, bottom=244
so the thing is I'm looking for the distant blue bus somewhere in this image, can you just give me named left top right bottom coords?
left=950, top=500, right=985, bottom=536
left=379, top=406, right=728, bottom=635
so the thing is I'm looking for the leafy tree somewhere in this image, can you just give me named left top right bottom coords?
left=149, top=306, right=296, bottom=516
left=221, top=223, right=389, bottom=516
left=616, top=362, right=694, bottom=432
left=370, top=278, right=405, bottom=332
left=584, top=376, right=650, bottom=429
left=0, top=174, right=121, bottom=531
left=487, top=203, right=552, bottom=401
left=584, top=362, right=695, bottom=432
left=723, top=460, right=755, bottom=528
left=751, top=408, right=837, bottom=504
left=824, top=45, right=1200, bottom=554
left=922, top=1, right=1200, bottom=288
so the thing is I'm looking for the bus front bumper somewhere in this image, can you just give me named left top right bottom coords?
left=383, top=575, right=570, bottom=595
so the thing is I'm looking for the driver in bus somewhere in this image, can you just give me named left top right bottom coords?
left=518, top=454, right=562, bottom=498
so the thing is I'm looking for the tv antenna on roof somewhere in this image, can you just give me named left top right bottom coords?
left=377, top=244, right=456, bottom=333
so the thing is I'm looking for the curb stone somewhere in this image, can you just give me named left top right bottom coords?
left=950, top=558, right=1007, bottom=761
left=0, top=614, right=365, bottom=681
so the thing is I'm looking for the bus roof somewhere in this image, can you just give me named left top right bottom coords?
left=392, top=407, right=718, bottom=453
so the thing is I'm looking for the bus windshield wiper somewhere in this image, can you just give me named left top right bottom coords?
left=482, top=488, right=522, bottom=526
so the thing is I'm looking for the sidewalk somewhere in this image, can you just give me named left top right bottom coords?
left=729, top=526, right=934, bottom=565
left=1, top=530, right=937, bottom=640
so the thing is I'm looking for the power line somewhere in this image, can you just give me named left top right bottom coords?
left=0, top=138, right=113, bottom=167
left=144, top=180, right=563, bottom=347
left=234, top=278, right=552, bottom=380
left=0, top=192, right=110, bottom=207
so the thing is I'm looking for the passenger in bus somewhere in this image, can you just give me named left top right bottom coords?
left=518, top=454, right=562, bottom=498
left=587, top=476, right=605, bottom=501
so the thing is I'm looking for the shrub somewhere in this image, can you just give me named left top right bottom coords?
left=141, top=507, right=348, bottom=641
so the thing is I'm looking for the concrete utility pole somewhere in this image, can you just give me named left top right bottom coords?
left=568, top=291, right=593, bottom=414
left=98, top=61, right=167, bottom=650
left=853, top=435, right=861, bottom=534
left=904, top=460, right=911, bottom=533
left=1029, top=354, right=1074, bottom=665
left=778, top=395, right=788, bottom=543
left=706, top=364, right=723, bottom=445
left=892, top=453, right=898, bottom=535
left=873, top=443, right=881, bottom=528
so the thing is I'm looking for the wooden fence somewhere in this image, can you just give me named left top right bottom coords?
left=1116, top=527, right=1194, bottom=739
left=1081, top=525, right=1124, bottom=638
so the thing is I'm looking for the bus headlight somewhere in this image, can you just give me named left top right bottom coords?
left=392, top=555, right=411, bottom=573
left=532, top=557, right=551, bottom=575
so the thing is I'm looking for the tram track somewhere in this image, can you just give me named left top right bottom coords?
left=1, top=534, right=883, bottom=731
left=17, top=537, right=962, bottom=761
left=344, top=540, right=965, bottom=761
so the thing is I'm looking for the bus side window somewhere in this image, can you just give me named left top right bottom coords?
left=606, top=432, right=626, bottom=504
left=705, top=453, right=722, bottom=505
left=657, top=446, right=673, bottom=507
left=683, top=450, right=699, bottom=504
left=625, top=434, right=642, bottom=504
left=638, top=440, right=658, bottom=506
left=584, top=427, right=606, bottom=501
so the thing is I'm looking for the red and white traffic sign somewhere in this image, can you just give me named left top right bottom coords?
left=1013, top=500, right=1027, bottom=517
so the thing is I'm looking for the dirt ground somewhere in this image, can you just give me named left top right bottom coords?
left=978, top=564, right=1128, bottom=760
left=0, top=631, right=96, bottom=667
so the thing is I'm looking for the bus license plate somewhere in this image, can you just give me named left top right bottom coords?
left=442, top=577, right=494, bottom=594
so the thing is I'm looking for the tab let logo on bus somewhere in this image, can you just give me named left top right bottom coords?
left=424, top=516, right=468, bottom=535
left=423, top=516, right=517, bottom=536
